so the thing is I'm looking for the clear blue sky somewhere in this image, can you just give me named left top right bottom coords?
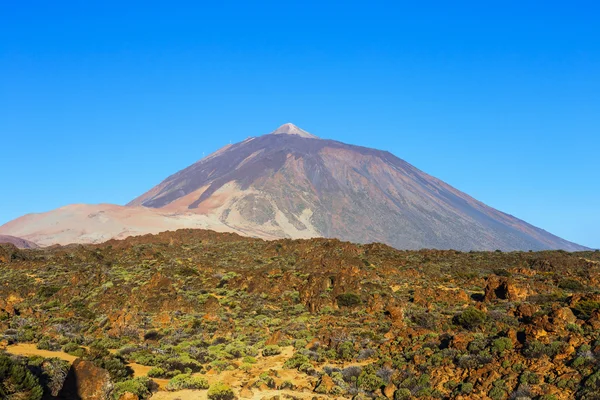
left=1, top=1, right=598, bottom=248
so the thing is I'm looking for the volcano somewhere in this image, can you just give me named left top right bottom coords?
left=0, top=123, right=587, bottom=251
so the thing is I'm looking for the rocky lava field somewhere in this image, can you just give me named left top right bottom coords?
left=1, top=229, right=600, bottom=399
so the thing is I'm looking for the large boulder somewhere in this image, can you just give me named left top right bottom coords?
left=484, top=276, right=528, bottom=302
left=385, top=304, right=405, bottom=328
left=58, top=359, right=113, bottom=400
left=553, top=306, right=578, bottom=325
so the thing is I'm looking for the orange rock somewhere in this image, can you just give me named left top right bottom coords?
left=515, top=303, right=539, bottom=319
left=450, top=333, right=472, bottom=351
left=266, top=330, right=282, bottom=345
left=385, top=304, right=404, bottom=327
left=553, top=307, right=577, bottom=325
left=383, top=383, right=397, bottom=399
left=484, top=276, right=529, bottom=302
left=240, top=386, right=254, bottom=398
left=413, top=287, right=469, bottom=306
left=587, top=310, right=600, bottom=330
left=119, top=393, right=140, bottom=400
left=58, top=359, right=113, bottom=400
left=504, top=328, right=519, bottom=347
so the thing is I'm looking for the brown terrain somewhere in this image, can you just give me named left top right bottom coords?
left=0, top=124, right=587, bottom=251
left=1, top=228, right=600, bottom=399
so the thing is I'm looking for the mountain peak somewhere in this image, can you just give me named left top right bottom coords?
left=270, top=123, right=319, bottom=139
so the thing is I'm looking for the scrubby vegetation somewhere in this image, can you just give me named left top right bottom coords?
left=0, top=354, right=43, bottom=399
left=207, top=381, right=235, bottom=400
left=113, top=376, right=156, bottom=399
left=1, top=229, right=600, bottom=399
left=166, top=373, right=209, bottom=390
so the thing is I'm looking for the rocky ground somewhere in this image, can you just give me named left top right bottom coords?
left=1, top=229, right=600, bottom=399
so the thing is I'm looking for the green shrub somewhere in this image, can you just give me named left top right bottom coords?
left=491, top=337, right=513, bottom=354
left=572, top=301, right=600, bottom=319
left=262, top=345, right=281, bottom=357
left=558, top=278, right=584, bottom=291
left=284, top=353, right=310, bottom=369
left=62, top=342, right=83, bottom=355
left=394, top=388, right=411, bottom=400
left=584, top=370, right=600, bottom=391
left=357, top=371, right=384, bottom=392
left=147, top=367, right=166, bottom=378
left=0, top=355, right=44, bottom=400
left=572, top=356, right=586, bottom=368
left=337, top=341, right=355, bottom=361
left=336, top=293, right=362, bottom=307
left=488, top=386, right=506, bottom=400
left=460, top=382, right=473, bottom=394
left=523, top=340, right=547, bottom=358
left=454, top=307, right=487, bottom=330
left=166, top=373, right=209, bottom=391
left=298, top=362, right=315, bottom=374
left=558, top=279, right=585, bottom=292
left=242, top=356, right=257, bottom=364
left=207, top=382, right=236, bottom=400
left=294, top=339, right=308, bottom=349
left=85, top=348, right=133, bottom=382
left=35, top=357, right=70, bottom=396
left=112, top=377, right=155, bottom=399
left=38, top=285, right=61, bottom=298
left=519, top=370, right=540, bottom=385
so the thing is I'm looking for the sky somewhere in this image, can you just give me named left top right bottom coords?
left=0, top=1, right=598, bottom=248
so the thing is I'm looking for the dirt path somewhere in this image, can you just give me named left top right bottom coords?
left=150, top=388, right=317, bottom=400
left=4, top=343, right=79, bottom=363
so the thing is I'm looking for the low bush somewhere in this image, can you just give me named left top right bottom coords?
left=0, top=355, right=44, bottom=400
left=262, top=345, right=281, bottom=357
left=112, top=376, right=156, bottom=399
left=558, top=279, right=584, bottom=291
left=337, top=341, right=355, bottom=361
left=454, top=307, right=486, bottom=330
left=572, top=301, right=600, bottom=319
left=207, top=382, right=236, bottom=400
left=147, top=367, right=166, bottom=378
left=166, top=373, right=209, bottom=391
left=62, top=342, right=85, bottom=356
left=336, top=293, right=362, bottom=307
left=394, top=388, right=411, bottom=400
left=357, top=370, right=384, bottom=392
left=283, top=352, right=310, bottom=369
left=491, top=337, right=513, bottom=355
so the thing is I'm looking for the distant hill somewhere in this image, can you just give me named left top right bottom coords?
left=0, top=234, right=39, bottom=249
left=0, top=123, right=588, bottom=251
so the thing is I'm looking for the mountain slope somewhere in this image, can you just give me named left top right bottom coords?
left=127, top=123, right=585, bottom=251
left=0, top=123, right=587, bottom=250
left=0, top=235, right=39, bottom=249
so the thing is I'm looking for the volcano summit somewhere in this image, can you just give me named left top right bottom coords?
left=0, top=124, right=587, bottom=251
